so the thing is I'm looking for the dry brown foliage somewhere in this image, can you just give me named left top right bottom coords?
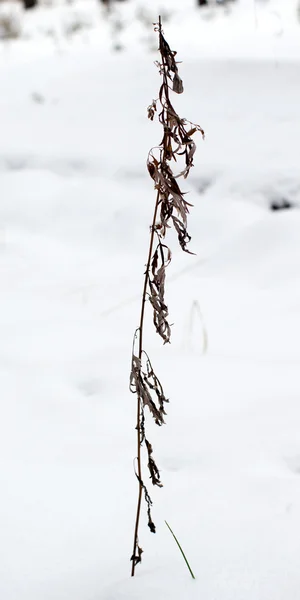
left=130, top=16, right=204, bottom=576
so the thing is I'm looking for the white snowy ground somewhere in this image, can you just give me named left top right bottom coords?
left=1, top=1, right=300, bottom=599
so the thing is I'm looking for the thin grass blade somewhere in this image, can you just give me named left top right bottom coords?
left=165, top=520, right=196, bottom=580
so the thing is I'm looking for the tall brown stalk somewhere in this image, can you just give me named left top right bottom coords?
left=130, top=16, right=204, bottom=577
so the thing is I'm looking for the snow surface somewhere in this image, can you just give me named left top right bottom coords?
left=1, top=1, right=300, bottom=599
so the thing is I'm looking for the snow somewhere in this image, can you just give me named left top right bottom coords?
left=1, top=1, right=300, bottom=598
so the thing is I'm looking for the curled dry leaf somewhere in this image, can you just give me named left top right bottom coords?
left=134, top=462, right=157, bottom=533
left=147, top=99, right=157, bottom=121
left=130, top=354, right=164, bottom=425
left=173, top=72, right=184, bottom=94
left=145, top=439, right=163, bottom=487
left=158, top=28, right=184, bottom=95
left=130, top=348, right=168, bottom=427
left=149, top=244, right=172, bottom=343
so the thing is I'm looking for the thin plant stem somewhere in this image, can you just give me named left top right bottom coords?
left=131, top=191, right=160, bottom=577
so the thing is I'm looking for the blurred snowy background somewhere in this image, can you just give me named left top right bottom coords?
left=1, top=0, right=300, bottom=57
left=1, top=1, right=300, bottom=599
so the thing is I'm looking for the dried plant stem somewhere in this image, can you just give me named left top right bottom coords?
left=131, top=19, right=169, bottom=567
left=130, top=15, right=203, bottom=576
left=131, top=192, right=160, bottom=577
left=138, top=193, right=161, bottom=358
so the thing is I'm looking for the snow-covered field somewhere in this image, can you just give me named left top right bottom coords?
left=1, top=1, right=300, bottom=599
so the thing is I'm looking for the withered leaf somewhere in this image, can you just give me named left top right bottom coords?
left=147, top=99, right=157, bottom=121
left=173, top=73, right=184, bottom=94
left=149, top=243, right=172, bottom=344
left=148, top=517, right=156, bottom=533
left=145, top=438, right=163, bottom=487
left=130, top=350, right=168, bottom=426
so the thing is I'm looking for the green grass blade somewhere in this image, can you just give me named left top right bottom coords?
left=165, top=520, right=196, bottom=579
